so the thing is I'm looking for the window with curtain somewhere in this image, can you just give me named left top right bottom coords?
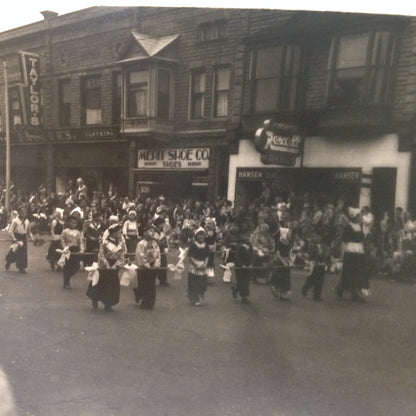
left=327, top=31, right=396, bottom=106
left=190, top=69, right=205, bottom=119
left=252, top=43, right=302, bottom=113
left=58, top=79, right=71, bottom=127
left=82, top=75, right=102, bottom=125
left=213, top=67, right=230, bottom=118
left=126, top=70, right=148, bottom=117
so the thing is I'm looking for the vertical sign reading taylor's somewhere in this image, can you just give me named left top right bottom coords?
left=19, top=51, right=42, bottom=127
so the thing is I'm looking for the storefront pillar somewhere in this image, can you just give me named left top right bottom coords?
left=128, top=140, right=136, bottom=199
left=45, top=144, right=54, bottom=194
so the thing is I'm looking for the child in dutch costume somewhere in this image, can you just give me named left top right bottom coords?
left=5, top=207, right=32, bottom=273
left=87, top=223, right=127, bottom=311
left=187, top=227, right=210, bottom=306
left=60, top=215, right=83, bottom=289
left=134, top=224, right=161, bottom=310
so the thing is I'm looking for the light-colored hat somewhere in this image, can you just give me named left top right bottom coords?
left=108, top=223, right=122, bottom=233
left=128, top=210, right=136, bottom=217
left=195, top=227, right=206, bottom=236
left=108, top=215, right=119, bottom=223
left=348, top=207, right=361, bottom=219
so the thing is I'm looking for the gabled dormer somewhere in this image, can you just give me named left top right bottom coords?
left=117, top=31, right=180, bottom=134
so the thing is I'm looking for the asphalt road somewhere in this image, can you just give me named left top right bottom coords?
left=1, top=236, right=416, bottom=416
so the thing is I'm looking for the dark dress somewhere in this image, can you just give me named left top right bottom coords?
left=87, top=236, right=126, bottom=308
left=338, top=223, right=368, bottom=298
left=5, top=217, right=30, bottom=272
left=187, top=241, right=210, bottom=304
left=46, top=220, right=64, bottom=269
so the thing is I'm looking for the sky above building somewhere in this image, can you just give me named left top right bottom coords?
left=0, top=1, right=415, bottom=33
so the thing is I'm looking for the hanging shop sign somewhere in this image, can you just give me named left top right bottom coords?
left=254, top=120, right=302, bottom=166
left=137, top=148, right=210, bottom=169
left=19, top=51, right=42, bottom=127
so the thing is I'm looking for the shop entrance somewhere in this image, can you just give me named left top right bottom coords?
left=371, top=168, right=397, bottom=222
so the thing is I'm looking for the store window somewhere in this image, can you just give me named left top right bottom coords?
left=251, top=43, right=302, bottom=113
left=126, top=70, right=148, bottom=118
left=58, top=79, right=71, bottom=127
left=157, top=69, right=171, bottom=120
left=112, top=72, right=122, bottom=124
left=81, top=75, right=102, bottom=125
left=9, top=87, right=22, bottom=127
left=197, top=20, right=227, bottom=41
left=327, top=31, right=396, bottom=106
left=190, top=69, right=205, bottom=119
left=213, top=67, right=230, bottom=118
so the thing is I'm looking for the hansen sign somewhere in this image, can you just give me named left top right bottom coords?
left=254, top=120, right=302, bottom=166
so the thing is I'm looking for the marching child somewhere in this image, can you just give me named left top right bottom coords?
left=187, top=227, right=210, bottom=306
left=302, top=253, right=326, bottom=301
left=60, top=215, right=83, bottom=289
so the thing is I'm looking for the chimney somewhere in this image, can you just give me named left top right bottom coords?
left=41, top=11, right=59, bottom=20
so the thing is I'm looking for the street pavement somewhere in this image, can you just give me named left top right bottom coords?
left=1, top=235, right=416, bottom=416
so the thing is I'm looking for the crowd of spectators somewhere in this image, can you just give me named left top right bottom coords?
left=1, top=177, right=416, bottom=280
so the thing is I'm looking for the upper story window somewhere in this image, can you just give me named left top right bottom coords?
left=197, top=20, right=227, bottom=41
left=9, top=87, right=23, bottom=128
left=112, top=72, right=122, bottom=124
left=58, top=79, right=71, bottom=127
left=250, top=43, right=302, bottom=113
left=327, top=31, right=396, bottom=107
left=190, top=69, right=206, bottom=119
left=81, top=75, right=102, bottom=125
left=213, top=67, right=230, bottom=118
left=126, top=70, right=148, bottom=118
left=157, top=69, right=171, bottom=120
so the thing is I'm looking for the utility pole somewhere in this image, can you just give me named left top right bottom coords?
left=3, top=60, right=10, bottom=212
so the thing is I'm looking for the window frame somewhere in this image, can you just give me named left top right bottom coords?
left=189, top=69, right=206, bottom=120
left=112, top=72, right=122, bottom=125
left=326, top=29, right=397, bottom=107
left=81, top=75, right=102, bottom=126
left=250, top=42, right=303, bottom=114
left=58, top=78, right=71, bottom=127
left=212, top=66, right=230, bottom=118
left=125, top=69, right=149, bottom=119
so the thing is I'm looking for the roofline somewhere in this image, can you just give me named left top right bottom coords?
left=0, top=6, right=138, bottom=42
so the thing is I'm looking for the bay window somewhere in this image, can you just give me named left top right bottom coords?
left=126, top=70, right=148, bottom=117
left=327, top=30, right=396, bottom=106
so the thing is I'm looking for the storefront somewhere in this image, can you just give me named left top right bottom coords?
left=133, top=144, right=227, bottom=202
left=228, top=119, right=411, bottom=220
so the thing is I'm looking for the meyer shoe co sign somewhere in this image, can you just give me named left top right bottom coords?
left=254, top=120, right=302, bottom=166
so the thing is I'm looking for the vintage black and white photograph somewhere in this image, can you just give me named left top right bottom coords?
left=1, top=1, right=416, bottom=415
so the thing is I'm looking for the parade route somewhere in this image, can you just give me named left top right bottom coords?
left=1, top=237, right=416, bottom=416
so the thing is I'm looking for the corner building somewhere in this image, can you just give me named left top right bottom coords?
left=1, top=7, right=416, bottom=217
left=227, top=11, right=416, bottom=222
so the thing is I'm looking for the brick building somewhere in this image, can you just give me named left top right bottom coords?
left=1, top=7, right=416, bottom=219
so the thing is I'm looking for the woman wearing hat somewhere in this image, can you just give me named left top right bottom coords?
left=336, top=207, right=368, bottom=302
left=187, top=227, right=210, bottom=306
left=87, top=223, right=127, bottom=311
left=134, top=223, right=161, bottom=310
